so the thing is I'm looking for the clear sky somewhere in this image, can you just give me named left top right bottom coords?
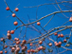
left=0, top=0, right=72, bottom=54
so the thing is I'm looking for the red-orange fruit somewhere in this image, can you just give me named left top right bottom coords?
left=24, top=46, right=27, bottom=49
left=14, top=38, right=19, bottom=41
left=54, top=33, right=57, bottom=35
left=16, top=41, right=20, bottom=45
left=15, top=8, right=19, bottom=11
left=37, top=22, right=40, bottom=25
left=11, top=30, right=14, bottom=34
left=54, top=42, right=59, bottom=46
left=54, top=42, right=57, bottom=44
left=69, top=17, right=72, bottom=22
left=7, top=33, right=11, bottom=37
left=58, top=41, right=62, bottom=45
left=39, top=46, right=43, bottom=50
left=64, top=39, right=67, bottom=42
left=22, top=40, right=26, bottom=44
left=12, top=13, right=16, bottom=17
left=58, top=34, right=61, bottom=38
left=6, top=7, right=10, bottom=10
left=5, top=51, right=7, bottom=53
left=0, top=51, right=3, bottom=54
left=22, top=46, right=25, bottom=51
left=30, top=43, right=33, bottom=46
left=61, top=34, right=64, bottom=37
left=16, top=47, right=20, bottom=53
left=55, top=43, right=59, bottom=46
left=27, top=50, right=30, bottom=53
left=7, top=30, right=10, bottom=33
left=22, top=46, right=27, bottom=51
left=37, top=47, right=41, bottom=51
left=11, top=47, right=15, bottom=52
left=4, top=45, right=8, bottom=48
left=1, top=38, right=4, bottom=41
left=31, top=49, right=35, bottom=53
left=48, top=43, right=52, bottom=46
left=14, top=21, right=18, bottom=26
left=16, top=47, right=20, bottom=51
left=39, top=41, right=42, bottom=44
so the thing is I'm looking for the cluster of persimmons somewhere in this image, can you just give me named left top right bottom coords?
left=0, top=6, right=72, bottom=54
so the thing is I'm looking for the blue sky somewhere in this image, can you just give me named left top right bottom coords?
left=0, top=0, right=72, bottom=54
